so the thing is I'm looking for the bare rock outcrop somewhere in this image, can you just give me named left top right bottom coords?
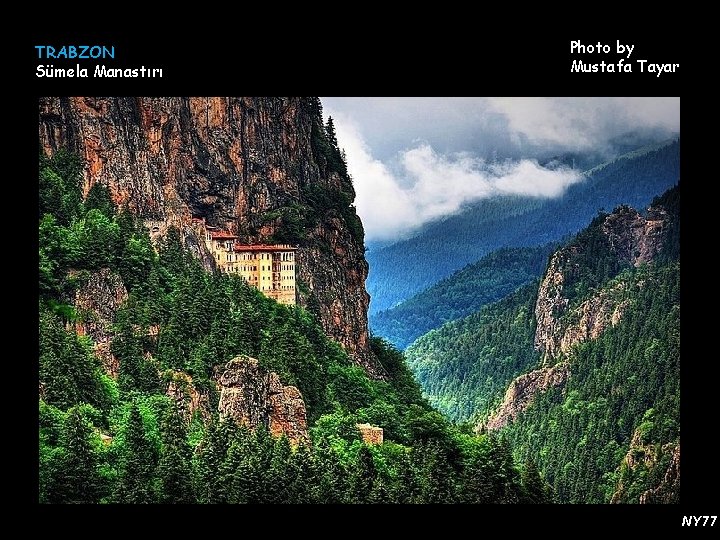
left=73, top=267, right=128, bottom=377
left=601, top=205, right=666, bottom=266
left=611, top=428, right=680, bottom=504
left=484, top=362, right=569, bottom=431
left=215, top=355, right=308, bottom=444
left=534, top=204, right=666, bottom=364
left=557, top=284, right=630, bottom=357
left=165, top=370, right=211, bottom=422
left=639, top=442, right=680, bottom=504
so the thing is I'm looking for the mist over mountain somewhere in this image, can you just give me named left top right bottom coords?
left=367, top=139, right=679, bottom=314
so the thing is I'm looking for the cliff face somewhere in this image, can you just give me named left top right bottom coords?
left=534, top=204, right=666, bottom=364
left=484, top=199, right=671, bottom=433
left=535, top=278, right=631, bottom=364
left=611, top=428, right=680, bottom=504
left=484, top=362, right=568, bottom=431
left=38, top=97, right=381, bottom=377
left=215, top=355, right=309, bottom=445
left=74, top=268, right=128, bottom=378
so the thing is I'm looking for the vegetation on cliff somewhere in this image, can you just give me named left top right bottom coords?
left=38, top=150, right=549, bottom=504
left=404, top=185, right=680, bottom=503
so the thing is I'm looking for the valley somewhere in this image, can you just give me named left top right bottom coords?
left=38, top=96, right=680, bottom=505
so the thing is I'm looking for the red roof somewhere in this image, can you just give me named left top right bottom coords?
left=211, top=231, right=238, bottom=239
left=234, top=244, right=297, bottom=252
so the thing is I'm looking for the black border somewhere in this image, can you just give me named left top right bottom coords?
left=25, top=27, right=704, bottom=530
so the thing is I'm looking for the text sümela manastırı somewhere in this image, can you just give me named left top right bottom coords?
left=570, top=40, right=679, bottom=77
left=34, top=45, right=163, bottom=78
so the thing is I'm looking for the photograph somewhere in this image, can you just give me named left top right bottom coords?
left=38, top=95, right=680, bottom=505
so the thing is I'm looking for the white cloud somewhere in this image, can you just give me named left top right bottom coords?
left=329, top=110, right=582, bottom=241
left=485, top=97, right=679, bottom=150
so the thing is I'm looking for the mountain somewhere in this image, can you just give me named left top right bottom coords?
left=406, top=185, right=680, bottom=502
left=370, top=244, right=555, bottom=350
left=367, top=139, right=680, bottom=314
left=39, top=97, right=380, bottom=376
left=38, top=97, right=550, bottom=505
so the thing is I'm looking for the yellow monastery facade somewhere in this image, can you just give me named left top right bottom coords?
left=192, top=218, right=297, bottom=305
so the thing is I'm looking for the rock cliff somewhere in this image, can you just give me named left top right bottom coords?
left=610, top=427, right=680, bottom=504
left=165, top=370, right=211, bottom=423
left=215, top=355, right=308, bottom=445
left=73, top=268, right=128, bottom=378
left=38, top=97, right=382, bottom=377
left=534, top=204, right=666, bottom=364
left=638, top=442, right=680, bottom=504
left=484, top=362, right=569, bottom=431
left=485, top=198, right=671, bottom=433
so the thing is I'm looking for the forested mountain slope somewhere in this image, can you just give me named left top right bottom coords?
left=370, top=244, right=554, bottom=350
left=367, top=140, right=679, bottom=314
left=406, top=185, right=680, bottom=503
left=39, top=132, right=550, bottom=503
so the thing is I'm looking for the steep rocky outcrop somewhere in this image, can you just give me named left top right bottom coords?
left=639, top=442, right=680, bottom=504
left=165, top=370, right=211, bottom=422
left=534, top=204, right=666, bottom=364
left=484, top=200, right=671, bottom=433
left=38, top=97, right=382, bottom=377
left=73, top=268, right=128, bottom=377
left=484, top=363, right=569, bottom=431
left=215, top=355, right=308, bottom=444
left=601, top=205, right=666, bottom=266
left=536, top=279, right=631, bottom=363
left=611, top=428, right=680, bottom=504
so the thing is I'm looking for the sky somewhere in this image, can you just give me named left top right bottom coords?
left=321, top=97, right=680, bottom=242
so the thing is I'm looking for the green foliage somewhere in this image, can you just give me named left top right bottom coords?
left=112, top=307, right=161, bottom=394
left=370, top=337, right=426, bottom=406
left=38, top=148, right=535, bottom=505
left=652, top=183, right=680, bottom=263
left=156, top=406, right=195, bottom=503
left=113, top=404, right=157, bottom=503
left=39, top=308, right=113, bottom=412
left=504, top=263, right=680, bottom=503
left=406, top=282, right=541, bottom=423
left=42, top=406, right=103, bottom=503
left=401, top=186, right=679, bottom=503
left=39, top=150, right=84, bottom=226
left=372, top=245, right=554, bottom=349
left=85, top=182, right=116, bottom=217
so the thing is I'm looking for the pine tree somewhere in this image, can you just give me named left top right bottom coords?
left=264, top=435, right=294, bottom=503
left=390, top=452, right=418, bottom=503
left=195, top=418, right=234, bottom=503
left=417, top=440, right=456, bottom=503
left=460, top=447, right=494, bottom=504
left=156, top=406, right=195, bottom=503
left=39, top=310, right=106, bottom=411
left=84, top=182, right=116, bottom=218
left=324, top=117, right=339, bottom=149
left=314, top=442, right=349, bottom=503
left=54, top=407, right=101, bottom=503
left=114, top=404, right=157, bottom=503
left=288, top=443, right=319, bottom=503
left=112, top=308, right=160, bottom=394
left=349, top=445, right=377, bottom=503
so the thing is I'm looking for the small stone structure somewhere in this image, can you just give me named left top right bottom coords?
left=356, top=423, right=383, bottom=445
